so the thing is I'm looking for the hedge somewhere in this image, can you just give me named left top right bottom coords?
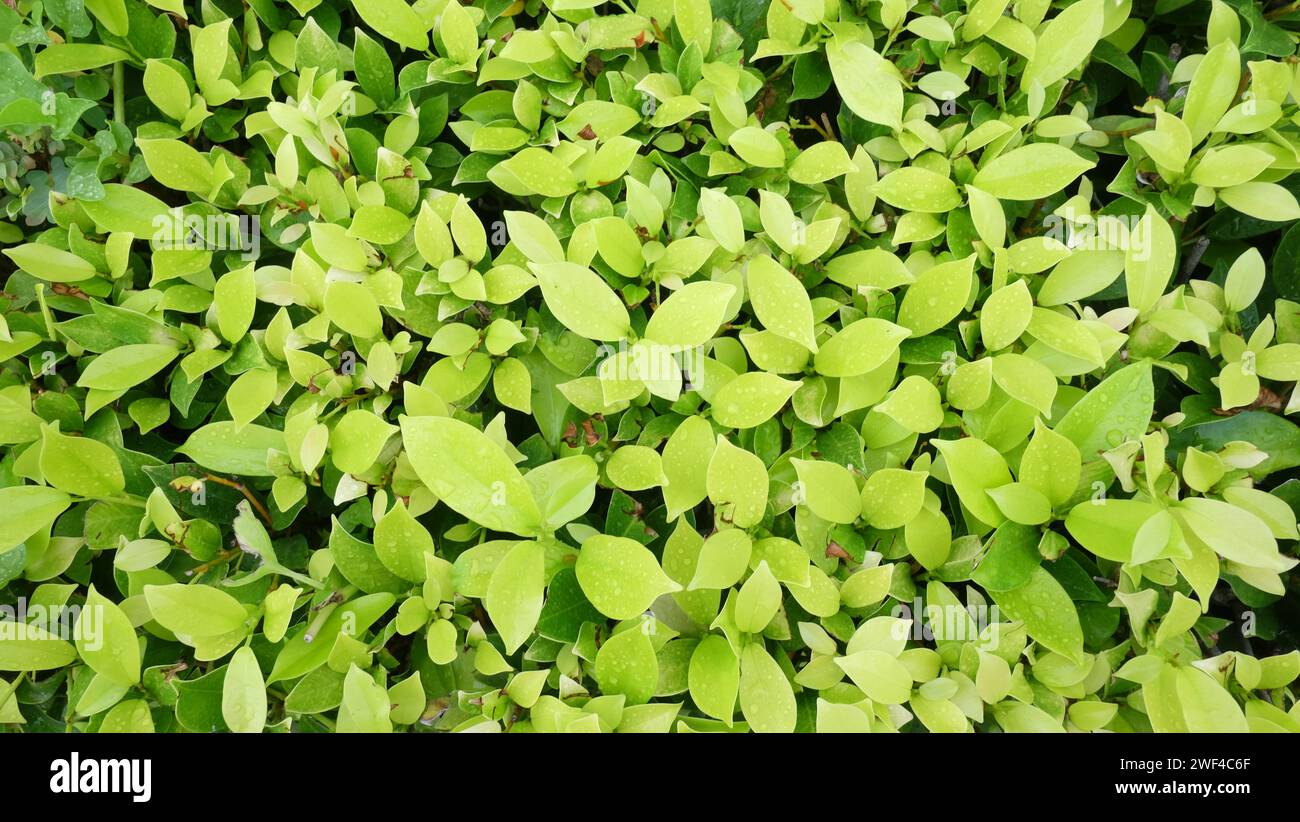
left=1, top=0, right=1300, bottom=733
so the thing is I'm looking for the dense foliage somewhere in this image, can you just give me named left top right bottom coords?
left=1, top=0, right=1300, bottom=733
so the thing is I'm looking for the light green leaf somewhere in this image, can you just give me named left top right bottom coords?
left=734, top=561, right=782, bottom=633
left=836, top=649, right=913, bottom=704
left=712, top=372, right=801, bottom=429
left=144, top=584, right=249, bottom=638
left=222, top=646, right=268, bottom=734
left=815, top=317, right=910, bottom=377
left=1022, top=0, right=1104, bottom=89
left=349, top=0, right=428, bottom=51
left=645, top=281, right=736, bottom=349
left=688, top=634, right=739, bottom=724
left=76, top=344, right=179, bottom=391
left=933, top=437, right=1012, bottom=528
left=3, top=244, right=97, bottom=283
left=0, top=624, right=78, bottom=671
left=485, top=540, right=545, bottom=654
left=739, top=643, right=796, bottom=733
left=1183, top=40, right=1240, bottom=144
left=40, top=424, right=125, bottom=498
left=179, top=422, right=284, bottom=477
left=373, top=500, right=435, bottom=582
left=897, top=255, right=975, bottom=337
left=76, top=586, right=140, bottom=686
left=747, top=256, right=817, bottom=352
left=531, top=262, right=630, bottom=342
left=990, top=567, right=1084, bottom=663
left=874, top=167, right=961, bottom=213
left=971, top=144, right=1094, bottom=200
left=1175, top=666, right=1248, bottom=732
left=576, top=534, right=681, bottom=620
left=594, top=624, right=659, bottom=705
left=0, top=486, right=72, bottom=554
left=1055, top=362, right=1153, bottom=460
left=400, top=415, right=542, bottom=536
left=827, top=40, right=901, bottom=130
left=337, top=664, right=393, bottom=732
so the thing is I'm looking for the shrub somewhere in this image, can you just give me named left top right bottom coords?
left=0, top=0, right=1299, bottom=734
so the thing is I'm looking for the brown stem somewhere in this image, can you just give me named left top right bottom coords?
left=204, top=474, right=274, bottom=528
left=186, top=549, right=240, bottom=578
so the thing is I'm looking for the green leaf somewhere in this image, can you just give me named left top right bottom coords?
left=1176, top=666, right=1248, bottom=732
left=792, top=458, right=861, bottom=524
left=329, top=518, right=407, bottom=595
left=438, top=0, right=478, bottom=62
left=729, top=126, right=785, bottom=168
left=504, top=211, right=563, bottom=263
left=662, top=415, right=716, bottom=519
left=575, top=534, right=681, bottom=620
left=337, top=664, right=393, bottom=732
left=144, top=583, right=248, bottom=638
left=1055, top=362, right=1153, bottom=461
left=674, top=0, right=713, bottom=52
left=399, top=415, right=542, bottom=536
left=76, top=585, right=141, bottom=686
left=874, top=167, right=961, bottom=213
left=739, top=642, right=797, bottom=733
left=689, top=528, right=752, bottom=590
left=0, top=486, right=71, bottom=554
left=373, top=500, right=435, bottom=582
left=484, top=540, right=545, bottom=654
left=990, top=567, right=1085, bottom=663
left=644, top=281, right=736, bottom=349
left=594, top=623, right=659, bottom=705
left=40, top=424, right=125, bottom=498
left=137, top=138, right=214, bottom=194
left=688, top=634, right=739, bottom=724
left=1183, top=40, right=1240, bottom=144
left=836, top=649, right=913, bottom=704
left=222, top=646, right=267, bottom=734
left=933, top=437, right=1012, bottom=528
left=1175, top=497, right=1291, bottom=572
left=1125, top=204, right=1177, bottom=314
left=815, top=318, right=910, bottom=377
left=897, top=255, right=975, bottom=337
left=34, top=43, right=131, bottom=77
left=827, top=40, right=901, bottom=130
left=494, top=148, right=578, bottom=197
left=734, top=561, right=782, bottom=633
left=100, top=699, right=155, bottom=732
left=536, top=566, right=602, bottom=643
left=214, top=264, right=257, bottom=343
left=746, top=256, right=817, bottom=352
left=3, top=243, right=97, bottom=282
left=971, top=522, right=1041, bottom=592
left=349, top=0, right=428, bottom=51
left=324, top=281, right=383, bottom=339
left=712, top=372, right=801, bottom=428
left=76, top=344, right=179, bottom=390
left=697, top=188, right=744, bottom=253
left=1018, top=418, right=1081, bottom=508
left=0, top=624, right=79, bottom=671
left=971, top=144, right=1094, bottom=200
left=531, top=262, right=630, bottom=342
left=859, top=468, right=926, bottom=529
left=1022, top=0, right=1104, bottom=89
left=227, top=369, right=277, bottom=432
left=179, top=422, right=285, bottom=477
left=706, top=437, right=769, bottom=529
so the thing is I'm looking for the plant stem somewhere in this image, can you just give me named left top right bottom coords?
left=112, top=62, right=125, bottom=126
left=203, top=473, right=274, bottom=527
